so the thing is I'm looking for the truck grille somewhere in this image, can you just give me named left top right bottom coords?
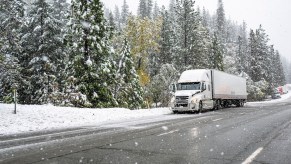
left=175, top=96, right=189, bottom=107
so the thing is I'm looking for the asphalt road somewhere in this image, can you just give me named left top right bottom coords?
left=1, top=99, right=291, bottom=164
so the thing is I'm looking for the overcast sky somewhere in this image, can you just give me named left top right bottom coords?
left=101, top=0, right=291, bottom=59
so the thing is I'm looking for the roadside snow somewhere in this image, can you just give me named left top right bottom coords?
left=1, top=91, right=290, bottom=136
left=0, top=104, right=171, bottom=136
left=246, top=91, right=291, bottom=106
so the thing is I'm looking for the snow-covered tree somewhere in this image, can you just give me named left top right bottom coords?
left=152, top=1, right=160, bottom=19
left=0, top=0, right=25, bottom=102
left=174, top=0, right=199, bottom=70
left=68, top=0, right=117, bottom=107
left=114, top=39, right=144, bottom=109
left=149, top=64, right=179, bottom=107
left=18, top=0, right=64, bottom=104
left=159, top=9, right=175, bottom=65
left=248, top=25, right=269, bottom=82
left=121, top=0, right=129, bottom=26
left=216, top=0, right=226, bottom=42
left=114, top=5, right=121, bottom=31
left=138, top=0, right=147, bottom=18
left=210, top=33, right=224, bottom=71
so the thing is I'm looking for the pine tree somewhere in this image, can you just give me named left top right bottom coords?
left=273, top=50, right=286, bottom=86
left=202, top=7, right=211, bottom=29
left=159, top=10, right=174, bottom=65
left=114, top=39, right=144, bottom=109
left=147, top=0, right=153, bottom=19
left=18, top=0, right=64, bottom=104
left=114, top=5, right=121, bottom=31
left=0, top=0, right=25, bottom=102
left=237, top=21, right=248, bottom=73
left=121, top=0, right=129, bottom=26
left=50, top=0, right=70, bottom=104
left=152, top=1, right=160, bottom=19
left=216, top=0, right=226, bottom=42
left=149, top=64, right=178, bottom=107
left=174, top=0, right=199, bottom=70
left=138, top=0, right=147, bottom=18
left=248, top=25, right=270, bottom=82
left=68, top=0, right=117, bottom=107
left=210, top=32, right=224, bottom=71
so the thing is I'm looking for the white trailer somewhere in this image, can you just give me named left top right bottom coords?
left=170, top=69, right=247, bottom=113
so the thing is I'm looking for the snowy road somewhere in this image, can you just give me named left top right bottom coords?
left=1, top=96, right=291, bottom=163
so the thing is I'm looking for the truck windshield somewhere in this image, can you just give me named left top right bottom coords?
left=177, top=82, right=201, bottom=90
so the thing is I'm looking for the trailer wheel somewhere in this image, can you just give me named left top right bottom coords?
left=236, top=100, right=241, bottom=107
left=240, top=101, right=245, bottom=107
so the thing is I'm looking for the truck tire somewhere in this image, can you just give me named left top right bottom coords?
left=214, top=100, right=221, bottom=110
left=198, top=101, right=203, bottom=113
left=236, top=100, right=241, bottom=107
left=173, top=110, right=179, bottom=114
left=240, top=100, right=245, bottom=107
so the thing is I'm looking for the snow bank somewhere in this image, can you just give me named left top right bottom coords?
left=0, top=104, right=171, bottom=136
left=246, top=91, right=291, bottom=106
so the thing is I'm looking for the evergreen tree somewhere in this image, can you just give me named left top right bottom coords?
left=0, top=0, right=25, bottom=102
left=159, top=10, right=174, bottom=65
left=51, top=0, right=70, bottom=104
left=237, top=21, right=248, bottom=73
left=216, top=0, right=226, bottom=42
left=114, top=39, right=144, bottom=109
left=114, top=5, right=121, bottom=31
left=248, top=25, right=270, bottom=82
left=174, top=0, right=199, bottom=70
left=108, top=11, right=115, bottom=31
left=138, top=0, right=147, bottom=18
left=152, top=1, right=160, bottom=19
left=147, top=0, right=153, bottom=19
left=19, top=0, right=64, bottom=104
left=69, top=0, right=117, bottom=107
left=149, top=64, right=178, bottom=107
left=210, top=32, right=224, bottom=71
left=121, top=0, right=129, bottom=26
left=202, top=7, right=210, bottom=28
left=273, top=50, right=286, bottom=86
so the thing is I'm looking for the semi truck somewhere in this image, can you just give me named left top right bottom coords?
left=170, top=69, right=247, bottom=113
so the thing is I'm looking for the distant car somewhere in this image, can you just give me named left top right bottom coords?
left=271, top=93, right=281, bottom=99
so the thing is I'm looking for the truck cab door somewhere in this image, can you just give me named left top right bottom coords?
left=202, top=82, right=214, bottom=109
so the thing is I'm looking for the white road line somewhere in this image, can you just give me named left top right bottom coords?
left=157, top=130, right=179, bottom=136
left=212, top=118, right=223, bottom=122
left=242, top=147, right=263, bottom=164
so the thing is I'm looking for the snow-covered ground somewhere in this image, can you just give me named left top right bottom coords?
left=246, top=91, right=291, bottom=106
left=1, top=91, right=290, bottom=136
left=0, top=104, right=171, bottom=136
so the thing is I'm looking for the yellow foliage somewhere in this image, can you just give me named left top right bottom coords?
left=137, top=69, right=150, bottom=86
left=125, top=16, right=163, bottom=82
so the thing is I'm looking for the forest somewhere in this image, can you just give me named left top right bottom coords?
left=0, top=0, right=290, bottom=109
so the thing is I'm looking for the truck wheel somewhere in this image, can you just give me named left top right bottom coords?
left=198, top=101, right=203, bottom=113
left=215, top=100, right=221, bottom=110
left=236, top=100, right=241, bottom=107
left=240, top=101, right=245, bottom=107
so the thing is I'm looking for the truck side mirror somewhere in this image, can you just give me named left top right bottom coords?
left=202, top=83, right=206, bottom=91
left=170, top=83, right=176, bottom=93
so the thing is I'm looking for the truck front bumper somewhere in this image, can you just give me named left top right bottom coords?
left=171, top=103, right=197, bottom=112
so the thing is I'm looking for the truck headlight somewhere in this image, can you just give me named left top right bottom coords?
left=191, top=99, right=198, bottom=103
left=171, top=97, right=175, bottom=103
